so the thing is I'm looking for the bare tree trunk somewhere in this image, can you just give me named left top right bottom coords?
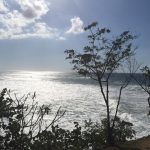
left=98, top=78, right=114, bottom=145
left=106, top=103, right=113, bottom=146
left=106, top=79, right=114, bottom=146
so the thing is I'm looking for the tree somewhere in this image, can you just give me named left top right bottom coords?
left=0, top=89, right=135, bottom=149
left=0, top=88, right=65, bottom=150
left=131, top=66, right=150, bottom=115
left=65, top=22, right=136, bottom=145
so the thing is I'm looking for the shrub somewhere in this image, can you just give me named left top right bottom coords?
left=0, top=88, right=64, bottom=150
left=0, top=89, right=135, bottom=150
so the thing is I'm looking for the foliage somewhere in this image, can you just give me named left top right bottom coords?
left=65, top=22, right=137, bottom=145
left=0, top=88, right=65, bottom=150
left=133, top=66, right=150, bottom=94
left=131, top=66, right=150, bottom=114
left=32, top=118, right=135, bottom=150
left=65, top=22, right=136, bottom=77
left=139, top=66, right=150, bottom=96
left=101, top=117, right=135, bottom=143
left=0, top=89, right=135, bottom=150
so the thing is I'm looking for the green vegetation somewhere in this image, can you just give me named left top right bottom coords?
left=65, top=22, right=136, bottom=145
left=132, top=66, right=150, bottom=114
left=0, top=88, right=135, bottom=150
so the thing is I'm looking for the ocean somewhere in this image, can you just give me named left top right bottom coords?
left=0, top=70, right=149, bottom=138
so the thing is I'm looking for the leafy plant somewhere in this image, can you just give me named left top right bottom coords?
left=0, top=88, right=65, bottom=150
left=0, top=88, right=135, bottom=150
left=65, top=22, right=137, bottom=145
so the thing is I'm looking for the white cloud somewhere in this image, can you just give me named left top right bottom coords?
left=0, top=10, right=33, bottom=29
left=0, top=0, right=65, bottom=40
left=22, top=22, right=64, bottom=40
left=66, top=16, right=84, bottom=34
left=0, top=0, right=9, bottom=13
left=0, top=22, right=65, bottom=40
left=15, top=0, right=50, bottom=19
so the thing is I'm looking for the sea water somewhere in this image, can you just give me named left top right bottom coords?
left=0, top=70, right=149, bottom=138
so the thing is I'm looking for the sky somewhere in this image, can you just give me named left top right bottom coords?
left=0, top=0, right=150, bottom=71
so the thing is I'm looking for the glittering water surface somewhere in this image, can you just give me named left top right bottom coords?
left=0, top=71, right=149, bottom=138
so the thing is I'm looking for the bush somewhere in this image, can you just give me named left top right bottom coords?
left=0, top=88, right=64, bottom=150
left=100, top=117, right=136, bottom=143
left=82, top=117, right=135, bottom=149
left=0, top=89, right=135, bottom=150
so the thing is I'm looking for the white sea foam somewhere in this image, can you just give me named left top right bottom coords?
left=0, top=71, right=149, bottom=138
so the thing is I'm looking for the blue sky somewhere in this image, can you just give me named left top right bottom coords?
left=0, top=0, right=150, bottom=71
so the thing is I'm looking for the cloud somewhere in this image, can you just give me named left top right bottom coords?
left=0, top=21, right=65, bottom=40
left=22, top=7, right=37, bottom=19
left=0, top=1, right=83, bottom=40
left=0, top=0, right=9, bottom=13
left=66, top=16, right=84, bottom=35
left=15, top=0, right=50, bottom=19
left=0, top=0, right=65, bottom=40
left=0, top=10, right=33, bottom=29
left=19, top=22, right=65, bottom=40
